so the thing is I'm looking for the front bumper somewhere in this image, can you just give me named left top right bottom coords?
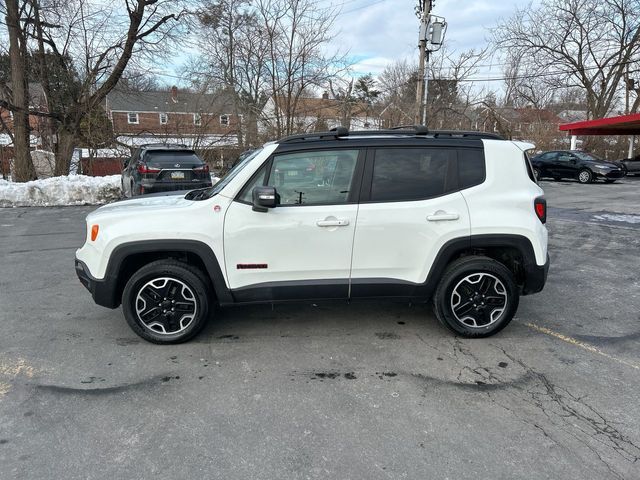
left=593, top=169, right=625, bottom=180
left=522, top=254, right=550, bottom=295
left=75, top=258, right=120, bottom=309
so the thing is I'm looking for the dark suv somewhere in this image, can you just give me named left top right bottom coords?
left=530, top=150, right=626, bottom=184
left=121, top=144, right=212, bottom=197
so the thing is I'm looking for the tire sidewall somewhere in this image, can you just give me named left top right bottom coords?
left=122, top=263, right=210, bottom=344
left=435, top=259, right=519, bottom=337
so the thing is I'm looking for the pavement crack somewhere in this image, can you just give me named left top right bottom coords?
left=495, top=346, right=640, bottom=475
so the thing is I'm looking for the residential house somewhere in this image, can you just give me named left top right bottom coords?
left=106, top=86, right=241, bottom=153
left=476, top=106, right=565, bottom=149
left=260, top=93, right=380, bottom=136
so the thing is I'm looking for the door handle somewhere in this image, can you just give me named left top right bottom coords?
left=427, top=211, right=459, bottom=221
left=316, top=219, right=350, bottom=227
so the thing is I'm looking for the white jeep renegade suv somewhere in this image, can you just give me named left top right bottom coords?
left=76, top=127, right=549, bottom=344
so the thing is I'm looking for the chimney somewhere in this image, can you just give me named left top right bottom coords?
left=171, top=85, right=178, bottom=103
left=322, top=91, right=329, bottom=100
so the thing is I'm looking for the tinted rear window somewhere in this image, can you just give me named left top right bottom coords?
left=145, top=151, right=202, bottom=166
left=458, top=149, right=485, bottom=188
left=371, top=148, right=453, bottom=202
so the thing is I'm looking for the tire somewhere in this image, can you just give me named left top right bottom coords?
left=122, top=260, right=212, bottom=344
left=577, top=169, right=593, bottom=184
left=433, top=256, right=519, bottom=338
left=533, top=168, right=541, bottom=181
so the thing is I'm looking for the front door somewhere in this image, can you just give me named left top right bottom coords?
left=223, top=148, right=363, bottom=302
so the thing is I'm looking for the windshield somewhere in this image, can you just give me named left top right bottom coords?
left=185, top=147, right=264, bottom=200
left=573, top=151, right=601, bottom=162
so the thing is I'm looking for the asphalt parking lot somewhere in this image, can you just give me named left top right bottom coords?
left=1, top=177, right=639, bottom=480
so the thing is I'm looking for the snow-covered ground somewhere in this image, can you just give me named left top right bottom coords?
left=0, top=174, right=222, bottom=208
left=0, top=175, right=122, bottom=207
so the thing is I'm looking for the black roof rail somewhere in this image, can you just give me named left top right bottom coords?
left=390, top=124, right=429, bottom=134
left=276, top=127, right=504, bottom=143
left=277, top=126, right=349, bottom=143
left=429, top=130, right=504, bottom=140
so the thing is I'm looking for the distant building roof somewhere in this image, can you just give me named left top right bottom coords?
left=272, top=95, right=376, bottom=119
left=106, top=87, right=234, bottom=114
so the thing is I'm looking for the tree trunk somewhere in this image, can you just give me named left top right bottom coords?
left=54, top=128, right=76, bottom=176
left=6, top=0, right=36, bottom=182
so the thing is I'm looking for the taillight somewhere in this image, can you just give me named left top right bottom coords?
left=194, top=164, right=210, bottom=174
left=137, top=163, right=161, bottom=174
left=534, top=196, right=546, bottom=223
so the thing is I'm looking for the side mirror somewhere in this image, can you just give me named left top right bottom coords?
left=570, top=159, right=577, bottom=164
left=252, top=186, right=278, bottom=212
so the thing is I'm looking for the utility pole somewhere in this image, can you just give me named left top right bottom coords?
left=414, top=2, right=446, bottom=126
left=414, top=1, right=432, bottom=125
left=625, top=63, right=635, bottom=159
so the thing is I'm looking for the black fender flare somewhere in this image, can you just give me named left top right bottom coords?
left=103, top=240, right=233, bottom=307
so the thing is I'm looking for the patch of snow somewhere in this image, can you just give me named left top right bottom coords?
left=593, top=213, right=640, bottom=224
left=0, top=175, right=122, bottom=207
left=211, top=175, right=221, bottom=184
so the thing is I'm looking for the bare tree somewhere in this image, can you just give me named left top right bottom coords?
left=493, top=0, right=640, bottom=119
left=256, top=0, right=346, bottom=137
left=4, top=0, right=36, bottom=181
left=0, top=0, right=188, bottom=178
left=197, top=0, right=269, bottom=147
left=377, top=59, right=419, bottom=127
left=427, top=46, right=489, bottom=129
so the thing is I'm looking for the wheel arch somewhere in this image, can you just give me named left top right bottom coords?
left=105, top=240, right=232, bottom=307
left=421, top=234, right=541, bottom=297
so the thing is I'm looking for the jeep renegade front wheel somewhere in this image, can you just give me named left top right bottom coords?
left=122, top=260, right=211, bottom=344
left=433, top=256, right=519, bottom=338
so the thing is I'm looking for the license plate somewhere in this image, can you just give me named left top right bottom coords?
left=170, top=171, right=185, bottom=180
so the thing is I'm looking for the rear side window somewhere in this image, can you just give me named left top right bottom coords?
left=458, top=148, right=485, bottom=189
left=522, top=151, right=537, bottom=183
left=370, top=148, right=454, bottom=202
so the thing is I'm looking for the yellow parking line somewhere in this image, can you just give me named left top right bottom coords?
left=525, top=322, right=640, bottom=371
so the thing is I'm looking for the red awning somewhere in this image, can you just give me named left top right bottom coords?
left=559, top=112, right=640, bottom=136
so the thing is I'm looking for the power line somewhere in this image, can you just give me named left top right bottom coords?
left=342, top=0, right=389, bottom=14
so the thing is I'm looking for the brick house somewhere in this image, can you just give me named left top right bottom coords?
left=106, top=86, right=241, bottom=155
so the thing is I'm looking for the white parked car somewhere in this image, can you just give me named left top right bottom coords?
left=76, top=127, right=549, bottom=344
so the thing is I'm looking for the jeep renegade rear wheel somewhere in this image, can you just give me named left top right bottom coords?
left=122, top=260, right=211, bottom=344
left=433, top=256, right=519, bottom=337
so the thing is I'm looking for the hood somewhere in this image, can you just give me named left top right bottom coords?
left=586, top=159, right=623, bottom=168
left=89, top=192, right=194, bottom=219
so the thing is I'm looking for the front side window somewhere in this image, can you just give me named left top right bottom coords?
left=240, top=149, right=359, bottom=206
left=127, top=112, right=139, bottom=124
left=370, top=148, right=453, bottom=202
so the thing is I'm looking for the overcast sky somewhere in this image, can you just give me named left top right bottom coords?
left=166, top=0, right=541, bottom=86
left=331, top=0, right=540, bottom=77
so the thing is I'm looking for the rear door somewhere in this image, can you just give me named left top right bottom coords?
left=350, top=146, right=473, bottom=296
left=223, top=148, right=364, bottom=301
left=555, top=152, right=578, bottom=178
